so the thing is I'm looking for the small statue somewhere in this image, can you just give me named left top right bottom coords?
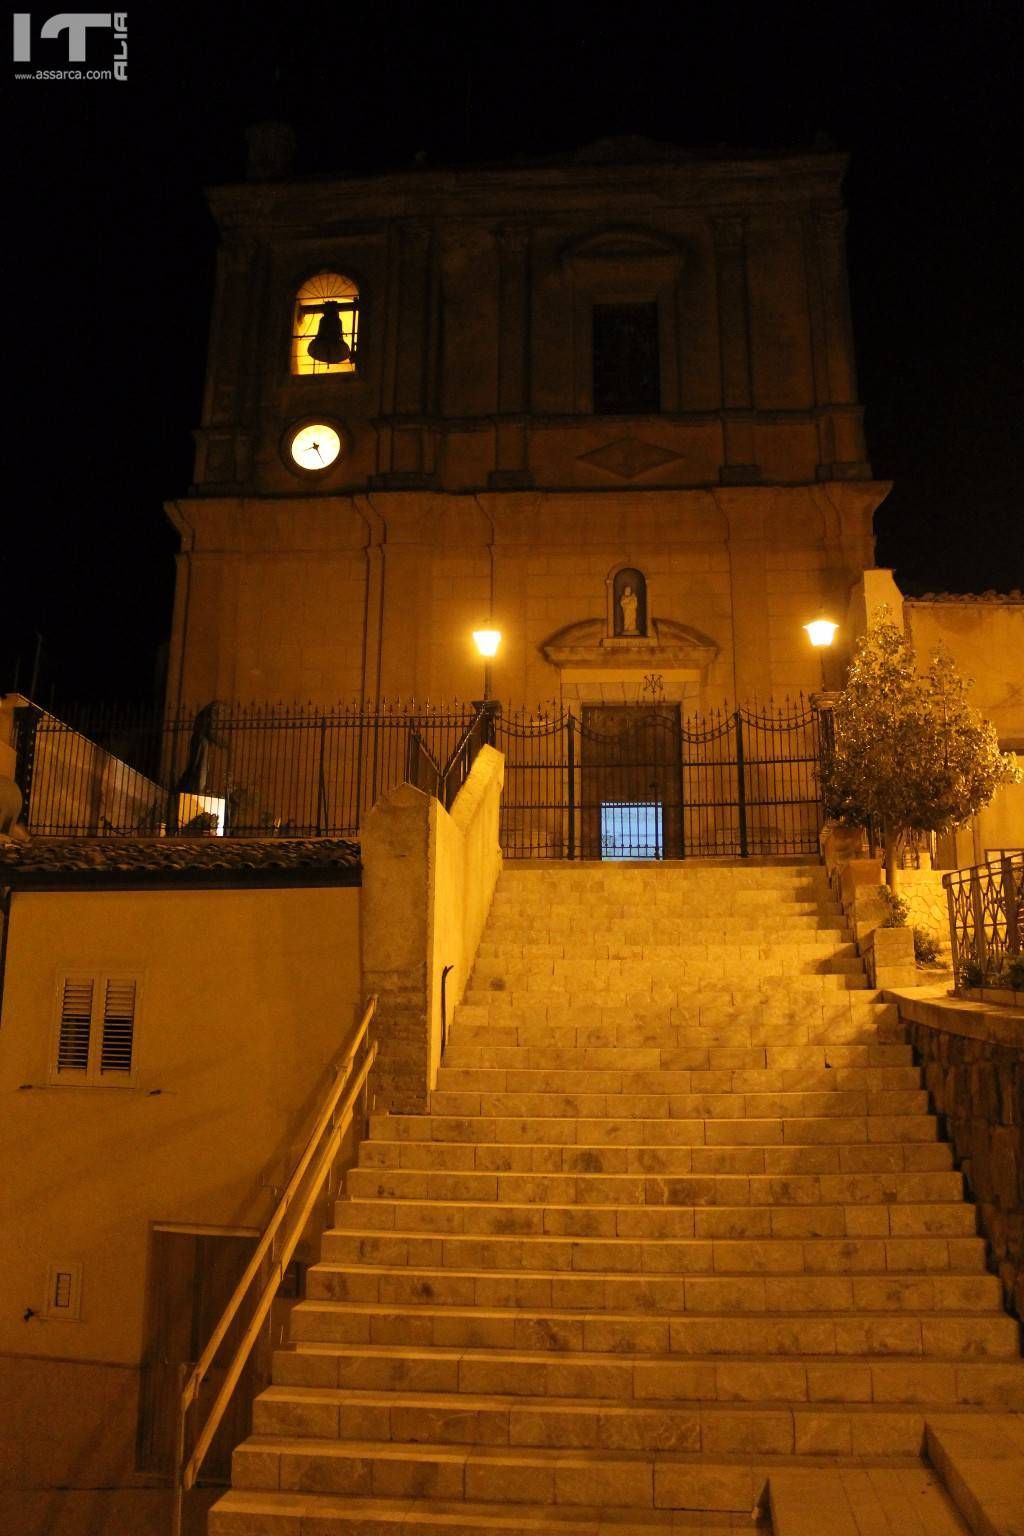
left=176, top=702, right=225, bottom=794
left=619, top=585, right=639, bottom=635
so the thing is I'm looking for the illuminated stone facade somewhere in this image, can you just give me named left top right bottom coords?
left=166, top=138, right=888, bottom=710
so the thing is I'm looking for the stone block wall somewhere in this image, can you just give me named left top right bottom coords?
left=899, top=866, right=951, bottom=958
left=900, top=998, right=1024, bottom=1319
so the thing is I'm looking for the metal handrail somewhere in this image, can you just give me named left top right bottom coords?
left=440, top=702, right=497, bottom=810
left=405, top=729, right=441, bottom=798
left=943, top=852, right=1023, bottom=985
left=171, top=996, right=378, bottom=1535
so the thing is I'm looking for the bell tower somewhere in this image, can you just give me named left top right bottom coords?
left=166, top=137, right=887, bottom=712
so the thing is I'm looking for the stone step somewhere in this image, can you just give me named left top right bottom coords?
left=425, top=1089, right=929, bottom=1122
left=274, top=1342, right=1024, bottom=1413
left=369, top=1113, right=940, bottom=1149
left=325, top=1212, right=987, bottom=1270
left=225, top=1426, right=991, bottom=1509
left=472, top=950, right=863, bottom=975
left=221, top=1440, right=797, bottom=1518
left=359, top=1136, right=952, bottom=1175
left=476, top=935, right=851, bottom=958
left=451, top=1020, right=905, bottom=1050
left=307, top=1262, right=1002, bottom=1312
left=211, top=1466, right=974, bottom=1535
left=346, top=1166, right=963, bottom=1211
left=489, top=922, right=850, bottom=942
left=434, top=1067, right=922, bottom=1096
left=251, top=1385, right=1024, bottom=1451
left=473, top=940, right=850, bottom=960
left=448, top=1026, right=902, bottom=1062
left=441, top=1043, right=915, bottom=1071
left=208, top=1487, right=778, bottom=1534
left=462, top=981, right=873, bottom=1011
left=288, top=1300, right=1019, bottom=1359
left=491, top=890, right=841, bottom=909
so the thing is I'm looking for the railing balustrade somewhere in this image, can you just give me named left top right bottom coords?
left=171, top=997, right=378, bottom=1535
left=943, top=853, right=1024, bottom=987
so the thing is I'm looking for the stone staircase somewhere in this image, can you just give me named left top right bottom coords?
left=209, top=861, right=1022, bottom=1534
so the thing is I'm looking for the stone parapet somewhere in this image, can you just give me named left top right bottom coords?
left=890, top=987, right=1024, bottom=1319
left=360, top=748, right=504, bottom=1113
left=861, top=923, right=918, bottom=990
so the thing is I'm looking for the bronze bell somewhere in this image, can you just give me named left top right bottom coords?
left=306, top=301, right=351, bottom=364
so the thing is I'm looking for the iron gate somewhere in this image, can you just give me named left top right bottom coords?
left=495, top=702, right=824, bottom=860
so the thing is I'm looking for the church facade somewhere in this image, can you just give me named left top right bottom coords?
left=165, top=136, right=888, bottom=715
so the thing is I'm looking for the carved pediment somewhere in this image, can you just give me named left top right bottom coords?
left=542, top=617, right=718, bottom=671
left=560, top=224, right=683, bottom=287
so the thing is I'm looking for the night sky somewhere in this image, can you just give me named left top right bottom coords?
left=5, top=2, right=1022, bottom=706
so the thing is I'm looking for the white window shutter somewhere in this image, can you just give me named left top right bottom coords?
left=100, top=979, right=136, bottom=1075
left=57, top=979, right=94, bottom=1074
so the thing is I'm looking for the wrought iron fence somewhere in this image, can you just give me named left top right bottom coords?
left=943, top=852, right=1024, bottom=987
left=11, top=696, right=825, bottom=859
left=495, top=700, right=824, bottom=859
left=12, top=700, right=479, bottom=839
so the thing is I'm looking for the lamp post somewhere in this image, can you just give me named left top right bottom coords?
left=472, top=628, right=501, bottom=703
left=803, top=616, right=838, bottom=689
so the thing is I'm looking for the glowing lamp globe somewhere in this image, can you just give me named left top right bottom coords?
left=472, top=629, right=502, bottom=658
left=803, top=619, right=838, bottom=648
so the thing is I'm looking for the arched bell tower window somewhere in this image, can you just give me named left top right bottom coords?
left=290, top=272, right=359, bottom=376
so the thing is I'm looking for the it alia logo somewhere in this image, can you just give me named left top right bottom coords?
left=13, top=12, right=127, bottom=79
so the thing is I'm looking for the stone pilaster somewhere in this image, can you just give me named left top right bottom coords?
left=491, top=226, right=532, bottom=488
left=811, top=208, right=871, bottom=479
left=715, top=489, right=773, bottom=703
left=712, top=216, right=759, bottom=484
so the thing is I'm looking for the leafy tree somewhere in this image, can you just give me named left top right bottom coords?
left=822, top=610, right=1020, bottom=883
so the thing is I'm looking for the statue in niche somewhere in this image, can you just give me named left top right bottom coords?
left=611, top=567, right=647, bottom=638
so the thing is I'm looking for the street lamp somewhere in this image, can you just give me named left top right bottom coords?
left=803, top=615, right=839, bottom=692
left=803, top=618, right=839, bottom=649
left=472, top=628, right=501, bottom=703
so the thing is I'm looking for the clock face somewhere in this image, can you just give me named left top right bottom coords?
left=289, top=422, right=342, bottom=472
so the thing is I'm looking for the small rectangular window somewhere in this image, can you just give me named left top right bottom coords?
left=592, top=302, right=661, bottom=414
left=53, top=974, right=138, bottom=1084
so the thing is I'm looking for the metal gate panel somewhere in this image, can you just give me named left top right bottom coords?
left=496, top=702, right=823, bottom=860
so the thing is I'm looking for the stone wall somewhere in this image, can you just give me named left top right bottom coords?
left=897, top=994, right=1024, bottom=1320
left=361, top=746, right=504, bottom=1113
left=899, top=866, right=951, bottom=958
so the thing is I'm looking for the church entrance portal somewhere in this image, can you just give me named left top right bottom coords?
left=580, top=705, right=683, bottom=859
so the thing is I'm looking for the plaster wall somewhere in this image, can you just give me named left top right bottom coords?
left=904, top=601, right=1024, bottom=748
left=0, top=885, right=361, bottom=1369
left=905, top=600, right=1024, bottom=859
left=167, top=485, right=883, bottom=713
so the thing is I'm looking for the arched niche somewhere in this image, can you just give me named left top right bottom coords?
left=607, top=566, right=648, bottom=638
